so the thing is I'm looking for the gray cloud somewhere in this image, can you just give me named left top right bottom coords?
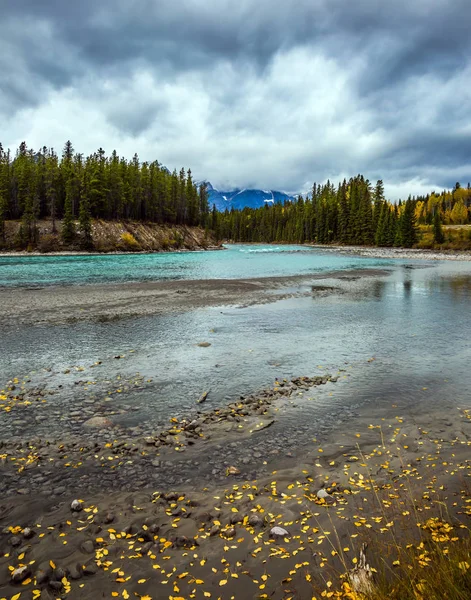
left=1, top=0, right=471, bottom=198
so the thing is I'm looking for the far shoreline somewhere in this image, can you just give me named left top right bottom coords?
left=1, top=243, right=471, bottom=261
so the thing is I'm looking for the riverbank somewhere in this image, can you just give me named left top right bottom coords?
left=0, top=220, right=221, bottom=254
left=310, top=244, right=471, bottom=261
left=0, top=269, right=391, bottom=326
left=0, top=370, right=469, bottom=599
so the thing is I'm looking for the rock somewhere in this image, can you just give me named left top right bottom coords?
left=227, top=466, right=240, bottom=475
left=209, top=525, right=220, bottom=536
left=164, top=492, right=179, bottom=501
left=22, top=527, right=35, bottom=539
left=10, top=536, right=22, bottom=547
left=53, top=567, right=67, bottom=580
left=248, top=514, right=263, bottom=527
left=270, top=526, right=289, bottom=538
left=197, top=391, right=210, bottom=404
left=103, top=512, right=115, bottom=524
left=224, top=528, right=236, bottom=538
left=35, top=568, right=50, bottom=584
left=83, top=561, right=98, bottom=575
left=49, top=580, right=63, bottom=591
left=11, top=565, right=31, bottom=583
left=68, top=563, right=83, bottom=580
left=81, top=540, right=95, bottom=554
left=317, top=489, right=332, bottom=499
left=197, top=342, right=211, bottom=348
left=83, top=416, right=113, bottom=428
left=71, top=499, right=83, bottom=512
left=230, top=513, right=243, bottom=524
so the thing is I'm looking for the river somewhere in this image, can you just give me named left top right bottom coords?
left=1, top=245, right=471, bottom=457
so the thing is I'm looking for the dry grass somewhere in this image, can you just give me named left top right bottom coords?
left=308, top=442, right=471, bottom=600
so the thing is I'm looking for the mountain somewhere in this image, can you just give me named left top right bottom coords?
left=201, top=182, right=296, bottom=212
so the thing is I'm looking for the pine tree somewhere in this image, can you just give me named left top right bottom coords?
left=432, top=210, right=445, bottom=244
left=0, top=191, right=6, bottom=242
left=62, top=178, right=76, bottom=244
left=78, top=195, right=93, bottom=249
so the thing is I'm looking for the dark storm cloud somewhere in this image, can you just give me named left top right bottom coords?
left=1, top=0, right=471, bottom=197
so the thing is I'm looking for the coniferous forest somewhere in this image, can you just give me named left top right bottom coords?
left=0, top=141, right=470, bottom=250
left=0, top=141, right=210, bottom=249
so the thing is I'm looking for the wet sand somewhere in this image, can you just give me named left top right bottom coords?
left=0, top=372, right=469, bottom=599
left=0, top=269, right=391, bottom=326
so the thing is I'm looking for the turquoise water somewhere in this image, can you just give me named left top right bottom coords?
left=0, top=245, right=396, bottom=287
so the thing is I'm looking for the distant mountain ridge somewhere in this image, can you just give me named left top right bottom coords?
left=201, top=182, right=296, bottom=211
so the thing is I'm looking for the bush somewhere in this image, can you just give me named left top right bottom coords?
left=37, top=233, right=60, bottom=253
left=120, top=232, right=141, bottom=251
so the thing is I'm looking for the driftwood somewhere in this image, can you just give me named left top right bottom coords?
left=349, top=542, right=375, bottom=596
left=197, top=390, right=210, bottom=404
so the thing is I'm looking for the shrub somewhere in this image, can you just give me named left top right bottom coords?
left=37, top=233, right=60, bottom=253
left=120, top=232, right=141, bottom=251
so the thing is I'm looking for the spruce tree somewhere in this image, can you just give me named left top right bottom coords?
left=79, top=196, right=93, bottom=249
left=62, top=180, right=76, bottom=245
left=432, top=210, right=444, bottom=244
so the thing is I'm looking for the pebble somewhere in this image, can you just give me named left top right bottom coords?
left=11, top=565, right=31, bottom=583
left=71, top=499, right=83, bottom=512
left=270, top=526, right=289, bottom=538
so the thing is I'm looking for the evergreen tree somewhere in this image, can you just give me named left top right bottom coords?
left=62, top=178, right=76, bottom=244
left=432, top=210, right=445, bottom=244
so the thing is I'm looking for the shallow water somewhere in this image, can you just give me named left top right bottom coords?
left=1, top=247, right=471, bottom=453
left=0, top=244, right=394, bottom=287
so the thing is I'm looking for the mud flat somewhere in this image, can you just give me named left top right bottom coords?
left=0, top=373, right=469, bottom=599
left=0, top=269, right=391, bottom=327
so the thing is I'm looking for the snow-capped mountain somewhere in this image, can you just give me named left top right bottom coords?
left=201, top=182, right=295, bottom=211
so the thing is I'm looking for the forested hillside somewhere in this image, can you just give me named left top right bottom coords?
left=1, top=141, right=470, bottom=251
left=216, top=177, right=471, bottom=248
left=0, top=141, right=212, bottom=249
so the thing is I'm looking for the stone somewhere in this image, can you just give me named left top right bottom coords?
left=68, top=563, right=83, bottom=580
left=224, top=527, right=236, bottom=538
left=71, top=499, right=83, bottom=512
left=248, top=514, right=263, bottom=527
left=209, top=525, right=220, bottom=536
left=35, top=568, right=50, bottom=584
left=270, top=526, right=289, bottom=538
left=49, top=581, right=63, bottom=591
left=11, top=565, right=31, bottom=583
left=83, top=416, right=113, bottom=428
left=23, top=527, right=34, bottom=539
left=83, top=561, right=98, bottom=575
left=230, top=513, right=243, bottom=524
left=317, top=489, right=331, bottom=499
left=81, top=540, right=95, bottom=554
left=197, top=342, right=211, bottom=347
left=53, top=567, right=67, bottom=580
left=10, top=536, right=22, bottom=547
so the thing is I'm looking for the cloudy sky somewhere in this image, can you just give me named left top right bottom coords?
left=2, top=0, right=470, bottom=198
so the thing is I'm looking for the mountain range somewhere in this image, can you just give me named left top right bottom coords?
left=202, top=182, right=296, bottom=211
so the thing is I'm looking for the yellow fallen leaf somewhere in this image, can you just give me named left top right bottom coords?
left=219, top=580, right=227, bottom=586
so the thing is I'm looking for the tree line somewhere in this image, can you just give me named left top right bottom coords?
left=1, top=141, right=470, bottom=250
left=215, top=176, right=422, bottom=247
left=0, top=141, right=210, bottom=248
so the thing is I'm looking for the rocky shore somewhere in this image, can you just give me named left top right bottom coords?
left=312, top=244, right=471, bottom=261
left=0, top=371, right=470, bottom=599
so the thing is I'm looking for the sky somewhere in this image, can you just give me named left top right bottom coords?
left=1, top=0, right=471, bottom=199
